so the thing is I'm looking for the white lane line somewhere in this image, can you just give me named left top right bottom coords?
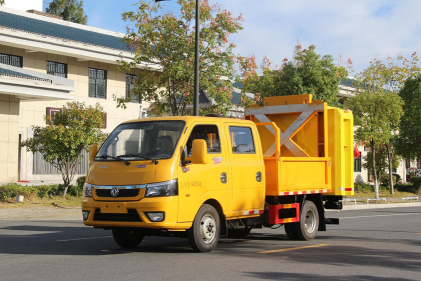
left=57, top=236, right=112, bottom=242
left=340, top=213, right=421, bottom=219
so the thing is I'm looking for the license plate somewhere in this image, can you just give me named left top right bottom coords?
left=100, top=203, right=127, bottom=214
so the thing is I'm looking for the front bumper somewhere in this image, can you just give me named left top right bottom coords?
left=82, top=196, right=192, bottom=230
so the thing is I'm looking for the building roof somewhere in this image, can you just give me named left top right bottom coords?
left=0, top=10, right=129, bottom=51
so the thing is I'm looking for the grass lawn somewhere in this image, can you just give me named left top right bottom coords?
left=0, top=195, right=82, bottom=209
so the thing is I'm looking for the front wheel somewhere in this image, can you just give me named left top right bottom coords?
left=188, top=204, right=220, bottom=252
left=112, top=228, right=144, bottom=248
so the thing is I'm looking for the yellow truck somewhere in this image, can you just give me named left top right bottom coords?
left=82, top=94, right=354, bottom=252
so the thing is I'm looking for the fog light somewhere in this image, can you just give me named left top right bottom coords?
left=145, top=212, right=165, bottom=222
left=82, top=211, right=90, bottom=221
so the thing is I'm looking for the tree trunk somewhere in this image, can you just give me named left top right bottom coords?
left=386, top=143, right=394, bottom=194
left=371, top=141, right=379, bottom=199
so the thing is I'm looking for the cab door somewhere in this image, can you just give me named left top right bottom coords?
left=177, top=122, right=230, bottom=222
left=224, top=124, right=265, bottom=211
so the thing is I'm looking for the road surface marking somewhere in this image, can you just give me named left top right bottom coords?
left=57, top=236, right=112, bottom=242
left=258, top=244, right=328, bottom=254
left=340, top=213, right=421, bottom=219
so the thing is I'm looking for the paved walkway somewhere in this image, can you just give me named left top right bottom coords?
left=0, top=207, right=82, bottom=220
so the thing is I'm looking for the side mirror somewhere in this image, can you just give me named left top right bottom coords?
left=89, top=144, right=97, bottom=166
left=187, top=139, right=207, bottom=164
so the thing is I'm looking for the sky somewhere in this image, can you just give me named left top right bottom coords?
left=44, top=0, right=421, bottom=74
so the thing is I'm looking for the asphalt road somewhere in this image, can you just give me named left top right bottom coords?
left=1, top=207, right=421, bottom=281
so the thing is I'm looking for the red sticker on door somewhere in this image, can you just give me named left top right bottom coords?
left=212, top=155, right=222, bottom=165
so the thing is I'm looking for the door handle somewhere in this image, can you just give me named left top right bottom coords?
left=220, top=172, right=227, bottom=183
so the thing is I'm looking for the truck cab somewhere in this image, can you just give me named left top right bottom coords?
left=82, top=116, right=265, bottom=252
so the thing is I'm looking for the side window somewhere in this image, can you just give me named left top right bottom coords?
left=186, top=125, right=221, bottom=156
left=229, top=126, right=255, bottom=154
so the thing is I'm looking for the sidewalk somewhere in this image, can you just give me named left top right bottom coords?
left=0, top=207, right=82, bottom=220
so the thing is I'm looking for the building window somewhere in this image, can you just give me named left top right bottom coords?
left=126, top=74, right=140, bottom=103
left=47, top=61, right=67, bottom=78
left=354, top=153, right=362, bottom=172
left=0, top=53, right=22, bottom=67
left=89, top=68, right=107, bottom=99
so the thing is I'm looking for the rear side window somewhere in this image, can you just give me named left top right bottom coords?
left=229, top=126, right=255, bottom=154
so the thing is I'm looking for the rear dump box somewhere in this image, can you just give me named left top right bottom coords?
left=244, top=94, right=354, bottom=197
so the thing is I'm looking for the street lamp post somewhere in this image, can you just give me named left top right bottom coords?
left=155, top=0, right=200, bottom=116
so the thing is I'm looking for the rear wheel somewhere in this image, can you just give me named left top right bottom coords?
left=293, top=200, right=319, bottom=241
left=188, top=204, right=220, bottom=252
left=112, top=228, right=144, bottom=248
left=284, top=223, right=298, bottom=240
left=227, top=227, right=252, bottom=238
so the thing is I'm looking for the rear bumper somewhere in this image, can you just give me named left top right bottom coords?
left=82, top=196, right=192, bottom=230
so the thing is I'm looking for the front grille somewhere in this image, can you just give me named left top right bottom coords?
left=93, top=209, right=142, bottom=222
left=95, top=189, right=140, bottom=198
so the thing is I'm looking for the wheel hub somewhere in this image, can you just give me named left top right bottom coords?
left=200, top=214, right=216, bottom=243
left=304, top=209, right=316, bottom=234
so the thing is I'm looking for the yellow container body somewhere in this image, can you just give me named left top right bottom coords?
left=326, top=107, right=355, bottom=196
left=245, top=94, right=353, bottom=196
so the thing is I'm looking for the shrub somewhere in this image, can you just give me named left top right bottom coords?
left=67, top=184, right=83, bottom=197
left=354, top=182, right=373, bottom=192
left=408, top=176, right=421, bottom=193
left=380, top=174, right=397, bottom=188
left=76, top=176, right=86, bottom=190
left=0, top=184, right=38, bottom=200
left=395, top=183, right=416, bottom=193
left=37, top=185, right=53, bottom=198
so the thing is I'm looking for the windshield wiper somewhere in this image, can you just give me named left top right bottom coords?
left=96, top=154, right=130, bottom=166
left=117, top=154, right=159, bottom=165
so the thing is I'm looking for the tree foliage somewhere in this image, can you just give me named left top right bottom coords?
left=118, top=0, right=243, bottom=116
left=395, top=76, right=421, bottom=161
left=22, top=102, right=106, bottom=196
left=237, top=44, right=350, bottom=106
left=351, top=53, right=420, bottom=195
left=46, top=0, right=88, bottom=25
left=346, top=90, right=403, bottom=197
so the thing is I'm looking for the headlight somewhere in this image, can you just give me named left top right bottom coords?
left=145, top=179, right=178, bottom=197
left=83, top=183, right=92, bottom=197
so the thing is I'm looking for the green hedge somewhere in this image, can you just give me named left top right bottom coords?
left=408, top=176, right=421, bottom=193
left=380, top=174, right=397, bottom=188
left=354, top=182, right=374, bottom=192
left=395, top=183, right=416, bottom=193
left=0, top=175, right=87, bottom=200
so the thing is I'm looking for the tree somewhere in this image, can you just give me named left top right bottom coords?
left=237, top=44, right=350, bottom=106
left=395, top=76, right=421, bottom=163
left=46, top=0, right=88, bottom=25
left=118, top=0, right=243, bottom=116
left=363, top=146, right=401, bottom=182
left=0, top=1, right=5, bottom=7
left=354, top=53, right=420, bottom=194
left=22, top=102, right=106, bottom=196
left=346, top=90, right=403, bottom=198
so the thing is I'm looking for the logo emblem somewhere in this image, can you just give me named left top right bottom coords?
left=212, top=155, right=222, bottom=165
left=99, top=166, right=107, bottom=169
left=110, top=187, right=119, bottom=197
left=135, top=165, right=147, bottom=168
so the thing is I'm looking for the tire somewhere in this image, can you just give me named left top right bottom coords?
left=227, top=227, right=252, bottom=238
left=188, top=204, right=220, bottom=252
left=112, top=228, right=144, bottom=248
left=293, top=200, right=319, bottom=241
left=284, top=223, right=298, bottom=240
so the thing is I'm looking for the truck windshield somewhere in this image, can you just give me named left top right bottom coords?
left=96, top=121, right=185, bottom=161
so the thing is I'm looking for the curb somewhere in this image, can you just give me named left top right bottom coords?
left=339, top=202, right=421, bottom=211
